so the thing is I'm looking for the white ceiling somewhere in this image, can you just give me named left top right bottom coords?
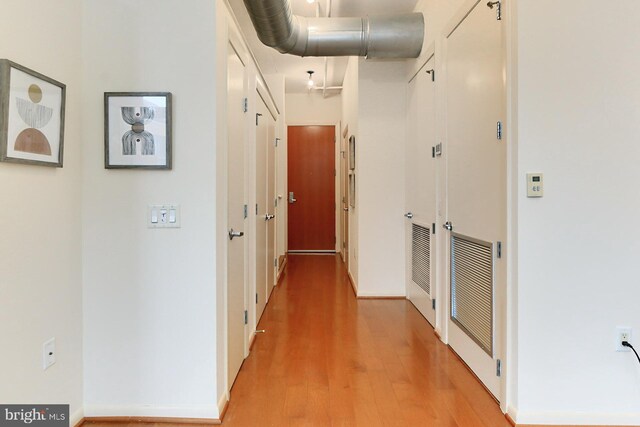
left=228, top=0, right=419, bottom=93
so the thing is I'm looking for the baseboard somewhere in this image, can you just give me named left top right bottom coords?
left=81, top=417, right=220, bottom=425
left=357, top=295, right=406, bottom=299
left=276, top=255, right=287, bottom=283
left=217, top=393, right=229, bottom=422
left=71, top=408, right=84, bottom=427
left=514, top=409, right=640, bottom=426
left=83, top=404, right=220, bottom=421
left=347, top=271, right=357, bottom=296
left=434, top=328, right=442, bottom=341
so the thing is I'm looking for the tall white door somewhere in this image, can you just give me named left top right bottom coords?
left=255, top=94, right=269, bottom=323
left=266, top=112, right=276, bottom=298
left=445, top=0, right=505, bottom=400
left=405, top=58, right=437, bottom=327
left=227, top=42, right=247, bottom=389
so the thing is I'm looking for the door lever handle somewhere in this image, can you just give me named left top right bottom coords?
left=265, top=214, right=275, bottom=221
left=343, top=207, right=349, bottom=212
left=289, top=192, right=297, bottom=204
left=443, top=221, right=453, bottom=231
left=228, top=229, right=244, bottom=240
left=404, top=212, right=414, bottom=219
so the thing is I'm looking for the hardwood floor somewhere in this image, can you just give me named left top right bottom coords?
left=221, top=254, right=511, bottom=427
left=82, top=254, right=614, bottom=427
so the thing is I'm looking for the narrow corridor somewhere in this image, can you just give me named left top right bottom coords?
left=222, top=255, right=511, bottom=427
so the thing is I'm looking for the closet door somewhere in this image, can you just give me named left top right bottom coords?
left=444, top=0, right=506, bottom=400
left=405, top=57, right=437, bottom=327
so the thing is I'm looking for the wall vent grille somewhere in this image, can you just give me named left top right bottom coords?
left=412, top=223, right=431, bottom=296
left=450, top=233, right=494, bottom=355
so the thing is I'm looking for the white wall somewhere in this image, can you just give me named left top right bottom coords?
left=285, top=93, right=342, bottom=126
left=82, top=0, right=220, bottom=419
left=0, top=1, right=84, bottom=424
left=514, top=0, right=640, bottom=424
left=341, top=57, right=359, bottom=286
left=356, top=59, right=407, bottom=297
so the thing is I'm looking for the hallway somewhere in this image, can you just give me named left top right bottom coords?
left=222, top=255, right=511, bottom=426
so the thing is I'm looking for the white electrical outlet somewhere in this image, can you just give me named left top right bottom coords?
left=616, top=327, right=632, bottom=352
left=43, top=338, right=56, bottom=370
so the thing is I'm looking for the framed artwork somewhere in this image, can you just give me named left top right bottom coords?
left=104, top=92, right=172, bottom=169
left=349, top=173, right=356, bottom=208
left=0, top=59, right=66, bottom=167
left=348, top=135, right=356, bottom=170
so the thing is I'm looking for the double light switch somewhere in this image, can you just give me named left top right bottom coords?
left=149, top=205, right=180, bottom=228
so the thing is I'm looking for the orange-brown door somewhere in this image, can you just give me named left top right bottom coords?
left=288, top=125, right=335, bottom=251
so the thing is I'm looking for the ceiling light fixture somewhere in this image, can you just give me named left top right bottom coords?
left=307, top=70, right=315, bottom=88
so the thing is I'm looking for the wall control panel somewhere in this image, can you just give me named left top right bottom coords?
left=148, top=205, right=181, bottom=228
left=527, top=173, right=544, bottom=198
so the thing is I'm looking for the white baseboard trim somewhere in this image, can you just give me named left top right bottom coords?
left=70, top=407, right=84, bottom=427
left=217, top=392, right=229, bottom=416
left=83, top=404, right=220, bottom=420
left=515, top=409, right=640, bottom=425
left=356, top=292, right=406, bottom=298
left=506, top=405, right=518, bottom=425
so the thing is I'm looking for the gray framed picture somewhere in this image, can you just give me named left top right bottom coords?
left=0, top=59, right=66, bottom=167
left=104, top=92, right=172, bottom=169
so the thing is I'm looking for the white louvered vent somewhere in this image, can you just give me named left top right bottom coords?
left=450, top=233, right=494, bottom=356
left=411, top=223, right=431, bottom=296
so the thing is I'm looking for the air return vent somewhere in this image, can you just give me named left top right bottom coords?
left=411, top=223, right=431, bottom=296
left=450, top=233, right=494, bottom=356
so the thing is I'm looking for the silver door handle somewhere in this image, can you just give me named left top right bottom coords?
left=443, top=221, right=453, bottom=231
left=405, top=212, right=414, bottom=219
left=289, top=192, right=297, bottom=204
left=228, top=229, right=244, bottom=240
left=343, top=207, right=349, bottom=212
left=265, top=214, right=275, bottom=221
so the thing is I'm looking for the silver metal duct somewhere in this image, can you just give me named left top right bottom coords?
left=242, top=0, right=424, bottom=58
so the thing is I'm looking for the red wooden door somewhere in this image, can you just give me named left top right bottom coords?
left=288, top=126, right=335, bottom=251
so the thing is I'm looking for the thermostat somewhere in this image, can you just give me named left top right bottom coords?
left=527, top=173, right=543, bottom=198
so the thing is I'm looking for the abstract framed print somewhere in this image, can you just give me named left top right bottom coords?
left=104, top=92, right=172, bottom=169
left=0, top=59, right=66, bottom=167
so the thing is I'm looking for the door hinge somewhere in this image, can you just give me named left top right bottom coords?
left=497, top=121, right=503, bottom=140
left=256, top=293, right=258, bottom=304
left=256, top=204, right=258, bottom=215
left=432, top=146, right=435, bottom=158
left=243, top=98, right=248, bottom=113
left=426, top=69, right=435, bottom=82
left=487, top=1, right=502, bottom=20
left=432, top=223, right=436, bottom=234
left=243, top=204, right=248, bottom=219
left=275, top=138, right=280, bottom=147
left=274, top=258, right=278, bottom=268
left=244, top=310, right=248, bottom=325
left=496, top=359, right=502, bottom=377
left=275, top=198, right=278, bottom=208
left=434, top=143, right=442, bottom=157
left=256, top=112, right=262, bottom=126
left=432, top=299, right=436, bottom=310
left=497, top=241, right=502, bottom=259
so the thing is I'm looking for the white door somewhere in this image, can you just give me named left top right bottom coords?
left=405, top=58, right=437, bottom=327
left=255, top=93, right=269, bottom=323
left=266, top=112, right=276, bottom=298
left=227, top=42, right=247, bottom=389
left=445, top=0, right=505, bottom=400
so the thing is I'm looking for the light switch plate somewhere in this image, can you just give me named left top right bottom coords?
left=527, top=173, right=544, bottom=198
left=148, top=205, right=181, bottom=228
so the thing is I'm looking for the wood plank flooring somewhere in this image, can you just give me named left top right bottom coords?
left=87, top=254, right=618, bottom=427
left=221, top=254, right=511, bottom=427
